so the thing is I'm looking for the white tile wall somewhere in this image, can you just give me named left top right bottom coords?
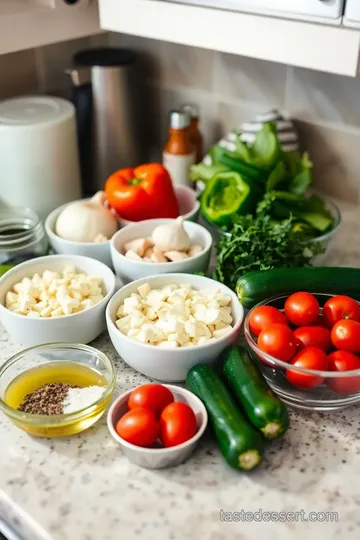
left=1, top=32, right=360, bottom=202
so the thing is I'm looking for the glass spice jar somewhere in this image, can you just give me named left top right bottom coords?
left=0, top=207, right=48, bottom=272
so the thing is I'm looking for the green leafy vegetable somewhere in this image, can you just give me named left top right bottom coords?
left=213, top=214, right=323, bottom=291
left=189, top=162, right=229, bottom=183
left=249, top=122, right=280, bottom=169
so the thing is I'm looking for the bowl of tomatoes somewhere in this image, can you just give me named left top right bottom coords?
left=107, top=383, right=208, bottom=468
left=244, top=292, right=360, bottom=411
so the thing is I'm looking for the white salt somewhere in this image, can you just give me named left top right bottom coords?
left=63, top=386, right=105, bottom=414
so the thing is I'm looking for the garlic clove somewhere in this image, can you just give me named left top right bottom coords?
left=187, top=245, right=203, bottom=257
left=93, top=233, right=108, bottom=243
left=144, top=247, right=154, bottom=259
left=151, top=216, right=191, bottom=252
left=125, top=250, right=143, bottom=261
left=124, top=238, right=150, bottom=257
left=164, top=251, right=189, bottom=262
left=151, top=247, right=168, bottom=263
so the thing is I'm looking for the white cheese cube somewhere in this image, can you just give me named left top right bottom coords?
left=32, top=301, right=48, bottom=313
left=40, top=306, right=53, bottom=318
left=43, top=270, right=59, bottom=284
left=27, top=310, right=40, bottom=318
left=18, top=295, right=35, bottom=313
left=5, top=291, right=18, bottom=308
left=145, top=307, right=157, bottom=321
left=136, top=324, right=164, bottom=344
left=212, top=325, right=233, bottom=339
left=168, top=332, right=189, bottom=346
left=218, top=295, right=232, bottom=307
left=80, top=299, right=94, bottom=311
left=167, top=293, right=184, bottom=305
left=219, top=307, right=233, bottom=325
left=56, top=284, right=69, bottom=300
left=116, top=304, right=125, bottom=318
left=7, top=302, right=20, bottom=312
left=123, top=296, right=142, bottom=314
left=13, top=283, right=23, bottom=294
left=127, top=329, right=141, bottom=338
left=137, top=283, right=151, bottom=299
left=147, top=289, right=167, bottom=308
left=89, top=295, right=104, bottom=305
left=115, top=315, right=131, bottom=332
left=51, top=307, right=64, bottom=317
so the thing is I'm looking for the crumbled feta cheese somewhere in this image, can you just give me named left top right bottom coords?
left=5, top=268, right=105, bottom=318
left=115, top=283, right=234, bottom=348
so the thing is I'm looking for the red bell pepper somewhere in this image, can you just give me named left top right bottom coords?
left=105, top=164, right=179, bottom=222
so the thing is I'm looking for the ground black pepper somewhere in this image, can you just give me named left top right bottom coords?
left=18, top=383, right=78, bottom=415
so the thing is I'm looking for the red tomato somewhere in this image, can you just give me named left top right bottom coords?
left=258, top=324, right=296, bottom=362
left=116, top=407, right=160, bottom=447
left=327, top=350, right=360, bottom=394
left=284, top=292, right=319, bottom=326
left=293, top=326, right=332, bottom=352
left=286, top=347, right=328, bottom=389
left=310, top=315, right=329, bottom=328
left=160, top=402, right=197, bottom=448
left=323, top=295, right=360, bottom=328
left=331, top=320, right=360, bottom=353
left=128, top=384, right=174, bottom=417
left=249, top=306, right=288, bottom=337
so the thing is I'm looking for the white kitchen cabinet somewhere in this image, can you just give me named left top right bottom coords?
left=0, top=0, right=102, bottom=55
left=98, top=0, right=360, bottom=77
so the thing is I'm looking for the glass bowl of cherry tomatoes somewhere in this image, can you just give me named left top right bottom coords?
left=244, top=292, right=360, bottom=411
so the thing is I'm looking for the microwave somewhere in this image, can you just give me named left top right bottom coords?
left=162, top=0, right=345, bottom=24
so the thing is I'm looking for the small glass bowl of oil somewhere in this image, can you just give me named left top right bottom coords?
left=0, top=343, right=116, bottom=437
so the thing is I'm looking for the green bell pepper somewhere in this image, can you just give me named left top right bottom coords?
left=200, top=171, right=253, bottom=226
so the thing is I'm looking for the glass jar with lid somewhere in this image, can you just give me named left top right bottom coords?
left=0, top=208, right=48, bottom=274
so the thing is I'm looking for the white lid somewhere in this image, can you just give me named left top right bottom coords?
left=0, top=96, right=75, bottom=128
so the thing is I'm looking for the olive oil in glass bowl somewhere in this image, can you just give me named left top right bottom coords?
left=0, top=343, right=116, bottom=437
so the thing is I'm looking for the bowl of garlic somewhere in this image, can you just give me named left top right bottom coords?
left=45, top=192, right=119, bottom=268
left=110, top=217, right=213, bottom=283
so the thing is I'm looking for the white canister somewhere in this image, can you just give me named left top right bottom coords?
left=0, top=96, right=81, bottom=221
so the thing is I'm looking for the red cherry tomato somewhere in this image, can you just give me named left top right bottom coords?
left=116, top=407, right=160, bottom=447
left=293, top=326, right=332, bottom=352
left=128, top=384, right=174, bottom=417
left=249, top=306, right=288, bottom=337
left=284, top=292, right=319, bottom=326
left=258, top=324, right=296, bottom=362
left=310, top=315, right=329, bottom=328
left=160, top=402, right=197, bottom=448
left=327, top=350, right=360, bottom=394
left=331, top=320, right=360, bottom=353
left=323, top=295, right=360, bottom=328
left=286, top=347, right=328, bottom=389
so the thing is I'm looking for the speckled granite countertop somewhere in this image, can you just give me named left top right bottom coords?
left=1, top=199, right=360, bottom=540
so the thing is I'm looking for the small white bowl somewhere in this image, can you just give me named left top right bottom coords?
left=106, top=273, right=244, bottom=382
left=107, top=384, right=208, bottom=469
left=110, top=219, right=213, bottom=283
left=116, top=186, right=200, bottom=227
left=0, top=255, right=116, bottom=347
left=45, top=202, right=115, bottom=268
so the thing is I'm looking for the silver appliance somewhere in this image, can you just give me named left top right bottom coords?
left=67, top=47, right=144, bottom=195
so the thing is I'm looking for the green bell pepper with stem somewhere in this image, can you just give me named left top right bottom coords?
left=200, top=171, right=253, bottom=226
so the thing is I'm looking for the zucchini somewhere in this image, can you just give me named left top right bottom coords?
left=186, top=364, right=264, bottom=471
left=237, top=267, right=360, bottom=309
left=222, top=346, right=289, bottom=440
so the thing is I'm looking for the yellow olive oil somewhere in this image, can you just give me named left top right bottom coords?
left=5, top=362, right=110, bottom=438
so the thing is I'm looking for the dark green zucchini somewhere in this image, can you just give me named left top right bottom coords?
left=236, top=267, right=360, bottom=309
left=222, top=346, right=289, bottom=440
left=186, top=364, right=264, bottom=471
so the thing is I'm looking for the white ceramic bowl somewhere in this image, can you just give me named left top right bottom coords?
left=107, top=384, right=208, bottom=469
left=110, top=219, right=213, bottom=283
left=106, top=273, right=244, bottom=382
left=116, top=186, right=200, bottom=227
left=45, top=202, right=115, bottom=268
left=0, top=255, right=116, bottom=347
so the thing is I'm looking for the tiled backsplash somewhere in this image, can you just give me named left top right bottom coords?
left=1, top=32, right=360, bottom=202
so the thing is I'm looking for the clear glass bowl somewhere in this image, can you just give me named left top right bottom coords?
left=0, top=343, right=116, bottom=437
left=201, top=196, right=341, bottom=266
left=244, top=294, right=360, bottom=411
